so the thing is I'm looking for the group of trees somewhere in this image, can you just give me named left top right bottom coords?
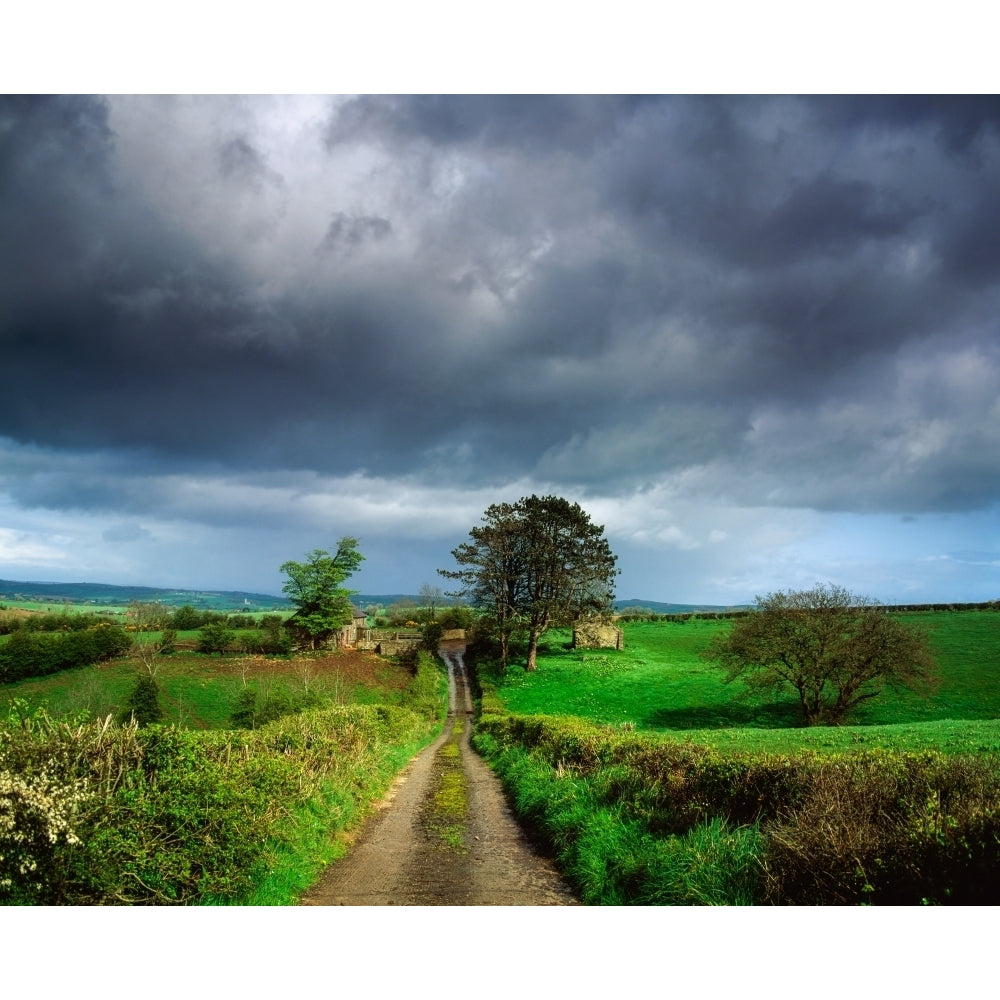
left=440, top=495, right=619, bottom=671
left=0, top=507, right=944, bottom=730
left=435, top=496, right=940, bottom=724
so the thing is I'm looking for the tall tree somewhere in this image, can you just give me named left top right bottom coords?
left=441, top=501, right=526, bottom=668
left=441, top=496, right=618, bottom=671
left=418, top=582, right=444, bottom=622
left=280, top=538, right=364, bottom=650
left=707, top=583, right=940, bottom=725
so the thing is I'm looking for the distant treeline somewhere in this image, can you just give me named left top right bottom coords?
left=0, top=610, right=121, bottom=635
left=617, top=600, right=1000, bottom=622
left=0, top=605, right=284, bottom=636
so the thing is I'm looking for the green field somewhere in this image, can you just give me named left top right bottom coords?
left=492, top=610, right=1000, bottom=753
left=1, top=647, right=417, bottom=730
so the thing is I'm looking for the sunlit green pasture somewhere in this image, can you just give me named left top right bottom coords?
left=492, top=610, right=1000, bottom=754
left=2, top=650, right=415, bottom=729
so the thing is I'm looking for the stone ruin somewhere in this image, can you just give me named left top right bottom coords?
left=572, top=621, right=624, bottom=650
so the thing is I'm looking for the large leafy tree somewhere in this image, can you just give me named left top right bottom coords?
left=280, top=538, right=364, bottom=650
left=441, top=496, right=618, bottom=671
left=707, top=583, right=940, bottom=726
left=441, top=500, right=526, bottom=669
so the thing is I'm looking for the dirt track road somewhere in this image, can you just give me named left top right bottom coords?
left=301, top=643, right=577, bottom=906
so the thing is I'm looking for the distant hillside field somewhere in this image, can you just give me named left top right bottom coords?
left=0, top=579, right=290, bottom=612
left=614, top=598, right=747, bottom=614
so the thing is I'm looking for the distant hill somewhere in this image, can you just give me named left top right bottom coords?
left=0, top=579, right=290, bottom=612
left=0, top=580, right=748, bottom=616
left=614, top=598, right=748, bottom=614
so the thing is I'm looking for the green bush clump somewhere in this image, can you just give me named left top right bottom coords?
left=122, top=674, right=163, bottom=727
left=0, top=612, right=120, bottom=636
left=229, top=682, right=326, bottom=728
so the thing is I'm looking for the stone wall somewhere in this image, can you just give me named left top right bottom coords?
left=377, top=638, right=422, bottom=656
left=572, top=622, right=624, bottom=650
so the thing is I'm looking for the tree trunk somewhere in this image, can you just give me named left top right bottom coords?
left=526, top=631, right=540, bottom=671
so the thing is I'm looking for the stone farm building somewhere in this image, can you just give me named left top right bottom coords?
left=572, top=619, right=624, bottom=650
left=340, top=607, right=422, bottom=657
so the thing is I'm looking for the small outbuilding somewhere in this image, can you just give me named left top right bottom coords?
left=572, top=621, right=624, bottom=650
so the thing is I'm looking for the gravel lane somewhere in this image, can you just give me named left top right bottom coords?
left=301, top=644, right=577, bottom=906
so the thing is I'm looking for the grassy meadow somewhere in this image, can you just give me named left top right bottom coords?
left=492, top=610, right=1000, bottom=753
left=2, top=646, right=420, bottom=730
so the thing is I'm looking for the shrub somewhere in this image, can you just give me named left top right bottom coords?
left=198, top=622, right=234, bottom=657
left=122, top=674, right=163, bottom=727
left=0, top=767, right=90, bottom=903
left=240, top=627, right=291, bottom=656
left=229, top=683, right=325, bottom=729
left=421, top=621, right=445, bottom=650
left=159, top=628, right=177, bottom=655
left=759, top=751, right=1000, bottom=904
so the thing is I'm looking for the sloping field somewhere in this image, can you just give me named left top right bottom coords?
left=2, top=649, right=414, bottom=729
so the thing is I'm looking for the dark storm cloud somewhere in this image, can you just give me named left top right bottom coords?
left=2, top=95, right=1000, bottom=521
left=218, top=135, right=283, bottom=188
left=325, top=94, right=649, bottom=154
left=814, top=95, right=1000, bottom=154
left=320, top=212, right=393, bottom=253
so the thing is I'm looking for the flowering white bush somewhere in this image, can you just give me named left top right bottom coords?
left=0, top=767, right=90, bottom=897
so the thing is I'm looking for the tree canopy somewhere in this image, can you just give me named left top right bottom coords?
left=441, top=495, right=618, bottom=670
left=707, top=583, right=940, bottom=725
left=280, top=538, right=364, bottom=650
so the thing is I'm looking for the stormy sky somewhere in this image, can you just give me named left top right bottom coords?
left=2, top=94, right=999, bottom=604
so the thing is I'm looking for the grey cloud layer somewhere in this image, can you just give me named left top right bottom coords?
left=3, top=95, right=1000, bottom=518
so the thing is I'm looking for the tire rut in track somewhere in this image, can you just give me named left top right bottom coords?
left=301, top=644, right=577, bottom=906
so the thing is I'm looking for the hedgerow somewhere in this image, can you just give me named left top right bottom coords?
left=474, top=711, right=1000, bottom=904
left=0, top=625, right=131, bottom=683
left=0, top=693, right=438, bottom=904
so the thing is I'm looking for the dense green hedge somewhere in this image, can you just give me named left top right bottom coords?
left=0, top=625, right=132, bottom=683
left=474, top=712, right=1000, bottom=904
left=0, top=698, right=436, bottom=904
left=1, top=649, right=445, bottom=904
